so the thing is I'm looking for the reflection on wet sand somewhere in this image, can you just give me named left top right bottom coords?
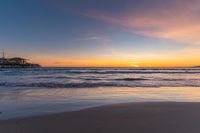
left=0, top=87, right=200, bottom=120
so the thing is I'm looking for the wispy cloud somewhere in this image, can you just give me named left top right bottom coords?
left=81, top=34, right=110, bottom=41
left=83, top=0, right=200, bottom=45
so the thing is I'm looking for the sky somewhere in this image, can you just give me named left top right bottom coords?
left=1, top=0, right=200, bottom=67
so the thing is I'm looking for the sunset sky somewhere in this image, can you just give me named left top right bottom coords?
left=1, top=0, right=200, bottom=67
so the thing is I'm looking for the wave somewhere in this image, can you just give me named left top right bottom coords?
left=83, top=77, right=148, bottom=81
left=55, top=71, right=200, bottom=74
left=84, top=78, right=103, bottom=81
left=0, top=82, right=127, bottom=88
left=34, top=76, right=71, bottom=79
left=114, top=78, right=148, bottom=81
left=2, top=68, right=200, bottom=75
left=1, top=81, right=200, bottom=88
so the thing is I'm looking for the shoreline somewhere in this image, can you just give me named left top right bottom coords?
left=0, top=102, right=200, bottom=133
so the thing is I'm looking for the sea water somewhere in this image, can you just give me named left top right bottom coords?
left=0, top=67, right=200, bottom=119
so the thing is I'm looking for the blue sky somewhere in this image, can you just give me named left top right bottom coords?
left=0, top=0, right=200, bottom=67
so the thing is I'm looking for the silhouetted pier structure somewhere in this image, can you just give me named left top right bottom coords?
left=0, top=49, right=40, bottom=68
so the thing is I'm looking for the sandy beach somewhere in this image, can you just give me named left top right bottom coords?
left=0, top=102, right=200, bottom=133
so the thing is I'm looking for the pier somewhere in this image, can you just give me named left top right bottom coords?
left=0, top=49, right=40, bottom=68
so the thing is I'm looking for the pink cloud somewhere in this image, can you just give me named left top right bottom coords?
left=83, top=0, right=200, bottom=45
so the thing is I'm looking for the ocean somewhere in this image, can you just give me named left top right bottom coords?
left=0, top=67, right=200, bottom=119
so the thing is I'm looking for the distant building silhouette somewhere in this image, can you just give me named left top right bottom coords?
left=0, top=49, right=40, bottom=68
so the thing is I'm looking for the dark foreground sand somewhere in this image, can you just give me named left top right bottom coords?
left=0, top=102, right=200, bottom=133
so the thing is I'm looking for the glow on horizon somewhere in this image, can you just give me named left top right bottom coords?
left=30, top=46, right=200, bottom=67
left=32, top=54, right=200, bottom=67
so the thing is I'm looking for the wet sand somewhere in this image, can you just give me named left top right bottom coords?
left=0, top=102, right=200, bottom=133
